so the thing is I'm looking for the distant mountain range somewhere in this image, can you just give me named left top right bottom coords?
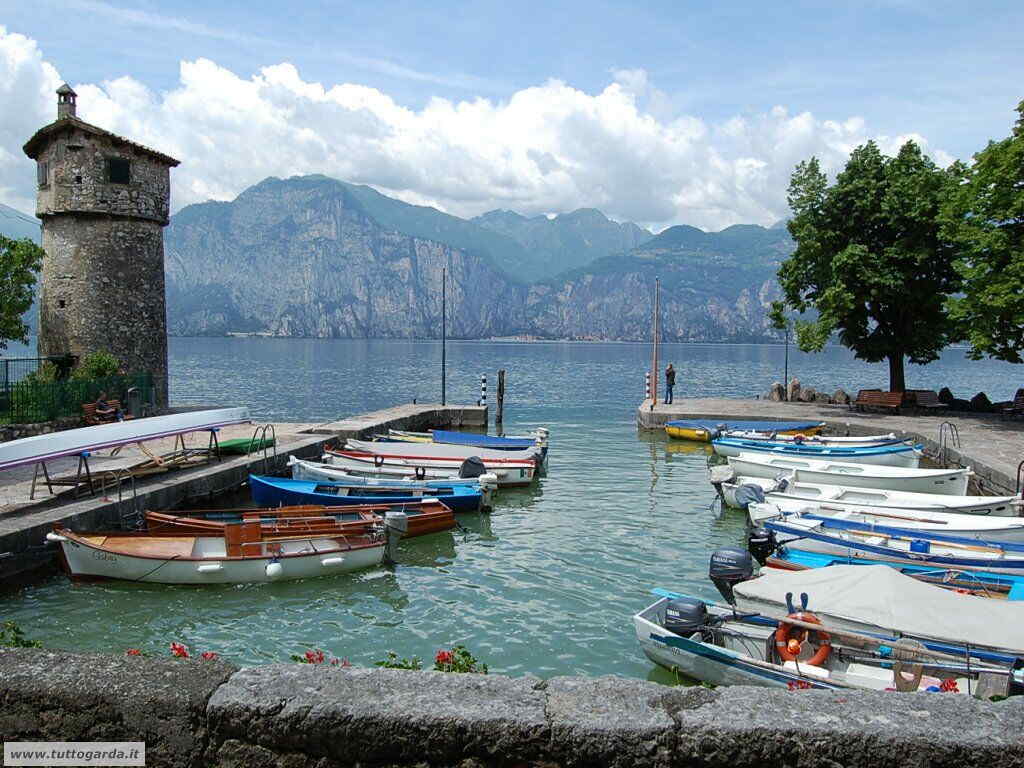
left=4, top=178, right=793, bottom=343
left=164, top=175, right=792, bottom=341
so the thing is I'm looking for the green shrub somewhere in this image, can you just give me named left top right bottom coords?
left=72, top=351, right=121, bottom=380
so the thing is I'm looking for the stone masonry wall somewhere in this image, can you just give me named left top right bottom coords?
left=35, top=127, right=171, bottom=224
left=0, top=649, right=1021, bottom=768
left=39, top=214, right=168, bottom=405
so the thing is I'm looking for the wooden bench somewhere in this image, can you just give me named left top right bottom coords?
left=1002, top=388, right=1024, bottom=419
left=81, top=399, right=134, bottom=425
left=851, top=390, right=904, bottom=413
left=907, top=390, right=948, bottom=411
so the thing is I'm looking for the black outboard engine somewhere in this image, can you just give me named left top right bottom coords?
left=709, top=547, right=754, bottom=605
left=663, top=597, right=710, bottom=639
left=458, top=456, right=487, bottom=479
left=747, top=526, right=779, bottom=567
left=732, top=483, right=766, bottom=510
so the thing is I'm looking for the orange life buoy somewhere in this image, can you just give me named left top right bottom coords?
left=775, top=611, right=832, bottom=666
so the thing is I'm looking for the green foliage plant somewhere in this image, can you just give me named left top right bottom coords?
left=0, top=235, right=43, bottom=351
left=0, top=620, right=42, bottom=648
left=374, top=651, right=423, bottom=670
left=941, top=100, right=1024, bottom=363
left=773, top=141, right=961, bottom=391
left=71, top=351, right=121, bottom=380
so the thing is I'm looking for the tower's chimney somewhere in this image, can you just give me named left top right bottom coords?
left=56, top=83, right=77, bottom=119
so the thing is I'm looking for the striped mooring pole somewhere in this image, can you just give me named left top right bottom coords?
left=480, top=374, right=487, bottom=407
left=645, top=371, right=651, bottom=401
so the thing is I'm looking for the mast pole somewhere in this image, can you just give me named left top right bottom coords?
left=441, top=266, right=447, bottom=406
left=651, top=278, right=660, bottom=407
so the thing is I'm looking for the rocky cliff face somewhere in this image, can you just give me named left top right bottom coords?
left=164, top=175, right=791, bottom=341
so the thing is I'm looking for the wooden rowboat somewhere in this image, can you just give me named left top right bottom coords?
left=47, top=522, right=386, bottom=584
left=145, top=499, right=457, bottom=539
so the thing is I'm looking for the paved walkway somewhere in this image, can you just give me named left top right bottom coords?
left=637, top=397, right=1024, bottom=495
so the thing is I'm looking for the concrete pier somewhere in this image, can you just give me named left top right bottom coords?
left=0, top=403, right=487, bottom=583
left=637, top=398, right=1024, bottom=495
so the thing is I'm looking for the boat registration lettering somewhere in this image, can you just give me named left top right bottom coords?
left=92, top=551, right=117, bottom=562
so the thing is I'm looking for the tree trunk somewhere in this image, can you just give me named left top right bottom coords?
left=888, top=353, right=906, bottom=392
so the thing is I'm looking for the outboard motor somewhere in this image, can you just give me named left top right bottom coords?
left=747, top=526, right=779, bottom=567
left=663, top=597, right=711, bottom=639
left=709, top=547, right=755, bottom=606
left=459, top=456, right=487, bottom=479
left=732, top=483, right=766, bottom=510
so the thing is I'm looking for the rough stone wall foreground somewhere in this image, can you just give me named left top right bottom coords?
left=1, top=649, right=1021, bottom=767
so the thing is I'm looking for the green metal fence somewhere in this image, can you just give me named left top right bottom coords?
left=0, top=370, right=154, bottom=424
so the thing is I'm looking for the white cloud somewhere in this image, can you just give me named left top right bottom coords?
left=0, top=27, right=955, bottom=231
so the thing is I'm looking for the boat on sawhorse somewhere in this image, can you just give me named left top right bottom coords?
left=665, top=419, right=824, bottom=442
left=250, top=474, right=484, bottom=513
left=711, top=437, right=924, bottom=468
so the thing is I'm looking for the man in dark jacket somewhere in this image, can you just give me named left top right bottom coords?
left=664, top=364, right=675, bottom=404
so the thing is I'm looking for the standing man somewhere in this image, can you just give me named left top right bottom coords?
left=664, top=363, right=676, bottom=404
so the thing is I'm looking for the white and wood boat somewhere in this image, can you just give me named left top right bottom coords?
left=726, top=453, right=971, bottom=495
left=712, top=437, right=923, bottom=468
left=723, top=430, right=899, bottom=446
left=346, top=438, right=543, bottom=464
left=320, top=450, right=518, bottom=485
left=748, top=501, right=1024, bottom=542
left=326, top=448, right=536, bottom=487
left=289, top=456, right=497, bottom=506
left=0, top=407, right=251, bottom=472
left=47, top=521, right=386, bottom=584
left=724, top=476, right=1020, bottom=516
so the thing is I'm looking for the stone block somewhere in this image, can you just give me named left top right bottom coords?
left=814, top=391, right=830, bottom=404
left=767, top=382, right=785, bottom=402
left=0, top=648, right=236, bottom=768
left=938, top=386, right=955, bottom=404
left=798, top=386, right=817, bottom=403
left=970, top=392, right=993, bottom=412
left=832, top=388, right=850, bottom=405
left=786, top=378, right=800, bottom=402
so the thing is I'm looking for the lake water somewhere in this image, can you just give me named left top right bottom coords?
left=1, top=339, right=1020, bottom=679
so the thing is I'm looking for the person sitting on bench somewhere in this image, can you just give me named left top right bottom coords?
left=94, top=392, right=123, bottom=422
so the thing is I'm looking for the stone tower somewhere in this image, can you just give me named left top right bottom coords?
left=23, top=84, right=179, bottom=407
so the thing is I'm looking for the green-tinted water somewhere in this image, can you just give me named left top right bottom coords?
left=1, top=339, right=1018, bottom=678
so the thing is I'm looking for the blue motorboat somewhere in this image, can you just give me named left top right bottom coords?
left=249, top=475, right=483, bottom=513
left=712, top=436, right=923, bottom=467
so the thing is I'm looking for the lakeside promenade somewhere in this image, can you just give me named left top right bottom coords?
left=638, top=397, right=1024, bottom=495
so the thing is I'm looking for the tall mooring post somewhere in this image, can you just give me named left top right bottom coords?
left=650, top=278, right=660, bottom=409
left=23, top=84, right=179, bottom=407
left=496, top=369, right=505, bottom=428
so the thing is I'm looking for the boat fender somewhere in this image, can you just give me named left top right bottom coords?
left=45, top=532, right=68, bottom=543
left=320, top=557, right=345, bottom=567
left=374, top=455, right=384, bottom=467
left=196, top=563, right=223, bottom=573
left=775, top=611, right=831, bottom=665
left=266, top=560, right=284, bottom=580
left=415, top=466, right=426, bottom=480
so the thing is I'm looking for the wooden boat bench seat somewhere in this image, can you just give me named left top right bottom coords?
left=907, top=390, right=948, bottom=411
left=851, top=390, right=904, bottom=413
left=83, top=535, right=198, bottom=558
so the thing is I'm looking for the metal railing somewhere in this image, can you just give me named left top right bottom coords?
left=0, top=369, right=154, bottom=424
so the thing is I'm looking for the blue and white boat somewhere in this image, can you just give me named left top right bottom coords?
left=249, top=474, right=484, bottom=513
left=761, top=513, right=1024, bottom=576
left=389, top=428, right=547, bottom=454
left=665, top=419, right=824, bottom=442
left=712, top=437, right=924, bottom=468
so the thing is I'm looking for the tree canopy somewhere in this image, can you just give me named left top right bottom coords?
left=941, top=100, right=1024, bottom=363
left=772, top=140, right=960, bottom=391
left=0, top=235, right=43, bottom=351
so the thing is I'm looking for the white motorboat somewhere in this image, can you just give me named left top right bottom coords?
left=723, top=430, right=899, bottom=446
left=346, top=438, right=543, bottom=464
left=726, top=453, right=971, bottom=495
left=748, top=500, right=1024, bottom=542
left=325, top=449, right=535, bottom=487
left=723, top=475, right=1019, bottom=516
left=0, top=407, right=251, bottom=471
left=711, top=437, right=924, bottom=468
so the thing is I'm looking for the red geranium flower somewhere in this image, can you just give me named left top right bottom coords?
left=435, top=649, right=454, bottom=666
left=201, top=651, right=219, bottom=661
left=125, top=648, right=142, bottom=656
left=170, top=642, right=189, bottom=658
left=939, top=678, right=960, bottom=693
left=304, top=649, right=326, bottom=664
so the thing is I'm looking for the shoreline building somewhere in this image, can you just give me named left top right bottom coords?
left=22, top=84, right=179, bottom=406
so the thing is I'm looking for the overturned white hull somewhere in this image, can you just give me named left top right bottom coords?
left=346, top=438, right=542, bottom=463
left=325, top=451, right=534, bottom=487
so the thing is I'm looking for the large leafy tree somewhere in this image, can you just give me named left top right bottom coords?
left=771, top=141, right=960, bottom=391
left=941, top=100, right=1024, bottom=362
left=0, top=235, right=43, bottom=351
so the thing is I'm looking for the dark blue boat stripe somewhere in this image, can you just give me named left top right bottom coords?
left=798, top=513, right=1024, bottom=551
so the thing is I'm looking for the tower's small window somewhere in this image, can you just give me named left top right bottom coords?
left=58, top=300, right=66, bottom=309
left=75, top=175, right=82, bottom=184
left=107, top=157, right=131, bottom=184
left=37, top=161, right=49, bottom=188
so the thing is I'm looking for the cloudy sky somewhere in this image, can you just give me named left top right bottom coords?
left=0, top=1, right=1020, bottom=231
